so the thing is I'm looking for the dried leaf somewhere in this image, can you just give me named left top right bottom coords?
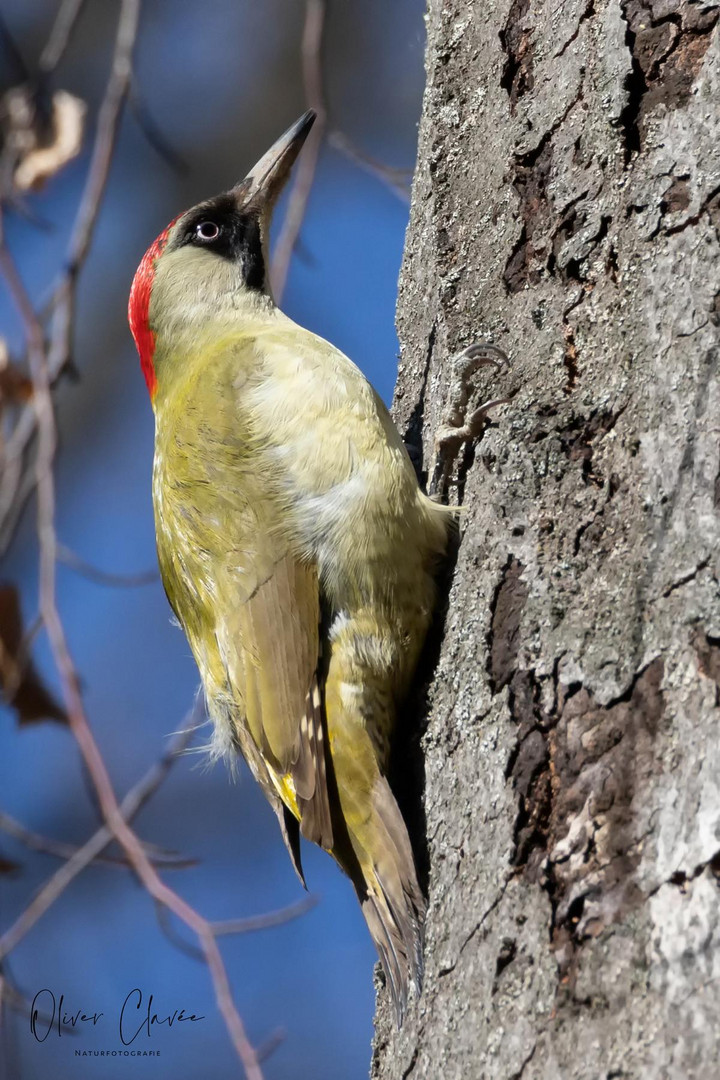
left=1, top=84, right=86, bottom=193
left=0, top=339, right=32, bottom=405
left=0, top=583, right=67, bottom=726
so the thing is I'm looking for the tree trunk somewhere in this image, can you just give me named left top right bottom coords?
left=372, top=0, right=720, bottom=1076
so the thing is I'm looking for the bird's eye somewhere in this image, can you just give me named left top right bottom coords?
left=195, top=221, right=220, bottom=242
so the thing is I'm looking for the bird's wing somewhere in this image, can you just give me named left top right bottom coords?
left=217, top=549, right=333, bottom=851
left=152, top=337, right=335, bottom=852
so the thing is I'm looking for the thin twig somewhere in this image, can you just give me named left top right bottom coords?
left=47, top=0, right=141, bottom=377
left=0, top=6, right=303, bottom=1075
left=128, top=77, right=189, bottom=174
left=0, top=810, right=195, bottom=869
left=39, top=0, right=87, bottom=73
left=0, top=701, right=199, bottom=960
left=256, top=1028, right=287, bottom=1063
left=56, top=542, right=159, bottom=587
left=156, top=893, right=319, bottom=961
left=2, top=8, right=264, bottom=1067
left=329, top=130, right=412, bottom=203
left=0, top=411, right=38, bottom=552
left=1, top=232, right=265, bottom=1079
left=1, top=960, right=80, bottom=1034
left=0, top=0, right=141, bottom=552
left=270, top=0, right=326, bottom=301
left=213, top=894, right=319, bottom=936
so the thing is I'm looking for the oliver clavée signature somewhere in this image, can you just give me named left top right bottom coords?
left=30, top=988, right=205, bottom=1045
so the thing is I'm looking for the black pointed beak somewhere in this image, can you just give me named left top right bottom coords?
left=233, top=110, right=316, bottom=209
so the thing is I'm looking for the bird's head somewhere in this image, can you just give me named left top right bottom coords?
left=128, top=110, right=315, bottom=400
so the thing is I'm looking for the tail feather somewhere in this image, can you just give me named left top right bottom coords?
left=322, top=620, right=427, bottom=1026
left=362, top=893, right=409, bottom=1021
left=352, top=776, right=426, bottom=1026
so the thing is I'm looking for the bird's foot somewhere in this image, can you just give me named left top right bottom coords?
left=429, top=342, right=511, bottom=499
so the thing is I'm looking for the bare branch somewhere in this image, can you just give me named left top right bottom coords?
left=47, top=0, right=141, bottom=377
left=0, top=7, right=268, bottom=1067
left=0, top=0, right=141, bottom=551
left=128, top=77, right=189, bottom=174
left=256, top=1027, right=287, bottom=1063
left=270, top=0, right=326, bottom=301
left=0, top=410, right=39, bottom=553
left=0, top=703, right=198, bottom=960
left=0, top=6, right=315, bottom=1075
left=156, top=893, right=319, bottom=961
left=0, top=960, right=82, bottom=1037
left=329, top=130, right=412, bottom=203
left=39, top=0, right=87, bottom=74
left=0, top=810, right=195, bottom=869
left=56, top=542, right=159, bottom=587
left=213, top=894, right=319, bottom=936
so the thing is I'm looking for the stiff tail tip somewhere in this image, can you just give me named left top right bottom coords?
left=361, top=872, right=426, bottom=1027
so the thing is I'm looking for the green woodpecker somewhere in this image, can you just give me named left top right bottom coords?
left=128, top=111, right=451, bottom=1021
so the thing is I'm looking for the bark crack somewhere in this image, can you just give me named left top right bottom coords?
left=401, top=1048, right=419, bottom=1079
left=509, top=1040, right=539, bottom=1080
left=499, top=0, right=535, bottom=110
left=554, top=0, right=597, bottom=58
left=650, top=849, right=720, bottom=894
left=619, top=0, right=719, bottom=160
left=402, top=317, right=438, bottom=487
left=659, top=557, right=710, bottom=598
left=437, top=876, right=512, bottom=978
left=504, top=92, right=601, bottom=294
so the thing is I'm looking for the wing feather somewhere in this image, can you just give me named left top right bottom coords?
left=220, top=551, right=333, bottom=850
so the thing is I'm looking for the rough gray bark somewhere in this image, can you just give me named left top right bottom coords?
left=372, top=1, right=720, bottom=1077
